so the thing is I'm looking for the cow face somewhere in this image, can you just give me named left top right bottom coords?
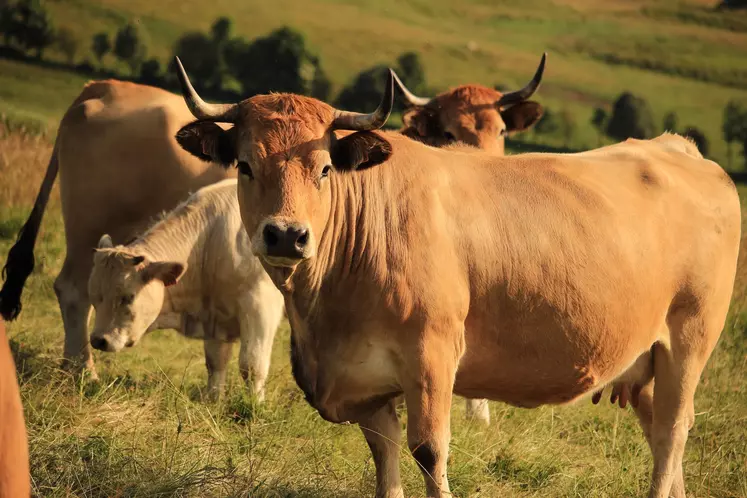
left=402, top=88, right=543, bottom=153
left=88, top=235, right=185, bottom=352
left=396, top=53, right=547, bottom=154
left=173, top=58, right=394, bottom=285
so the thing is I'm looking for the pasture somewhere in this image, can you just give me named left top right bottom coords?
left=1, top=0, right=747, bottom=496
left=1, top=123, right=746, bottom=497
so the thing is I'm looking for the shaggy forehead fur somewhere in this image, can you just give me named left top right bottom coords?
left=240, top=94, right=336, bottom=161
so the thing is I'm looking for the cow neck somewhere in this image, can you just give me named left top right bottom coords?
left=290, top=168, right=388, bottom=320
left=128, top=200, right=215, bottom=312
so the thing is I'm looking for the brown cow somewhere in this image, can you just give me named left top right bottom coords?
left=0, top=81, right=234, bottom=376
left=394, top=53, right=546, bottom=154
left=172, top=59, right=740, bottom=498
left=0, top=320, right=30, bottom=497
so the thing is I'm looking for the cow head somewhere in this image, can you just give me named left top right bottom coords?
left=172, top=58, right=394, bottom=286
left=395, top=53, right=546, bottom=153
left=88, top=234, right=185, bottom=352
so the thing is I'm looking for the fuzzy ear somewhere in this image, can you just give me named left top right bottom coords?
left=500, top=101, right=544, bottom=133
left=330, top=131, right=393, bottom=172
left=175, top=122, right=237, bottom=167
left=402, top=107, right=440, bottom=139
left=98, top=234, right=113, bottom=249
left=141, top=261, right=187, bottom=287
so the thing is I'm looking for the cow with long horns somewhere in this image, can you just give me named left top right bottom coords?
left=394, top=53, right=546, bottom=153
left=172, top=57, right=740, bottom=498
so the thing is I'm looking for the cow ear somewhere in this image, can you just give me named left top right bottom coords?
left=97, top=234, right=113, bottom=249
left=175, top=122, right=236, bottom=167
left=501, top=101, right=544, bottom=134
left=141, top=261, right=187, bottom=287
left=402, top=107, right=439, bottom=139
left=330, top=131, right=392, bottom=172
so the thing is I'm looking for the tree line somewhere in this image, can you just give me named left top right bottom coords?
left=1, top=0, right=746, bottom=167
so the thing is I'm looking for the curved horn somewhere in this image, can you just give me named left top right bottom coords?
left=392, top=70, right=431, bottom=107
left=173, top=56, right=239, bottom=122
left=332, top=69, right=395, bottom=131
left=495, top=52, right=547, bottom=108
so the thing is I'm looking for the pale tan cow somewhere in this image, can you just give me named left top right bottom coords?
left=0, top=81, right=235, bottom=376
left=393, top=54, right=547, bottom=425
left=172, top=60, right=741, bottom=498
left=0, top=320, right=30, bottom=497
left=88, top=180, right=284, bottom=399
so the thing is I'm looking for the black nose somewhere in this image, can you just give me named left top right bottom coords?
left=90, top=336, right=108, bottom=351
left=263, top=222, right=309, bottom=259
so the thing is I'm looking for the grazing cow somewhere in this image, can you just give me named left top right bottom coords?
left=0, top=320, right=30, bottom=497
left=88, top=180, right=284, bottom=399
left=394, top=53, right=546, bottom=154
left=0, top=80, right=235, bottom=377
left=172, top=59, right=740, bottom=498
left=393, top=53, right=546, bottom=425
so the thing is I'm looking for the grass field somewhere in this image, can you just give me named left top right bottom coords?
left=1, top=0, right=747, bottom=166
left=1, top=1, right=747, bottom=496
left=1, top=120, right=747, bottom=496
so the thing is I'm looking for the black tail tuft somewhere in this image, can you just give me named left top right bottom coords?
left=0, top=225, right=37, bottom=321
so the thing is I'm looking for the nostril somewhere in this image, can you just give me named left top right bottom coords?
left=263, top=224, right=280, bottom=247
left=91, top=336, right=107, bottom=351
left=296, top=229, right=309, bottom=247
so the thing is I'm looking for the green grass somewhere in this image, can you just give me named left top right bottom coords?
left=2, top=0, right=747, bottom=167
left=1, top=127, right=746, bottom=497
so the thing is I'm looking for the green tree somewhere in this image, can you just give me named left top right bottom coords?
left=606, top=92, right=656, bottom=141
left=396, top=52, right=426, bottom=95
left=534, top=108, right=560, bottom=136
left=91, top=32, right=111, bottom=64
left=172, top=32, right=222, bottom=91
left=210, top=16, right=232, bottom=45
left=114, top=21, right=148, bottom=74
left=663, top=112, right=679, bottom=133
left=227, top=27, right=327, bottom=99
left=683, top=126, right=710, bottom=157
left=0, top=0, right=54, bottom=58
left=590, top=107, right=607, bottom=147
left=139, top=57, right=161, bottom=86
left=723, top=101, right=747, bottom=169
left=55, top=26, right=78, bottom=64
left=336, top=65, right=390, bottom=112
left=558, top=109, right=577, bottom=147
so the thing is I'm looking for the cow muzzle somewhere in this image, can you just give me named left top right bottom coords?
left=257, top=219, right=314, bottom=266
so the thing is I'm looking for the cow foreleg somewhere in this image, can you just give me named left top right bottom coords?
left=238, top=285, right=284, bottom=402
left=203, top=338, right=233, bottom=400
left=464, top=398, right=490, bottom=425
left=359, top=400, right=404, bottom=498
left=55, top=259, right=96, bottom=378
left=403, top=331, right=461, bottom=498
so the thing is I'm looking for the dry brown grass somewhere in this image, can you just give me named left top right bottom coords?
left=0, top=124, right=57, bottom=210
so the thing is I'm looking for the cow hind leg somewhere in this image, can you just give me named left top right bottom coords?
left=203, top=338, right=233, bottom=400
left=464, top=398, right=490, bottom=425
left=647, top=302, right=724, bottom=498
left=359, top=400, right=404, bottom=498
left=238, top=287, right=283, bottom=402
left=54, top=259, right=96, bottom=378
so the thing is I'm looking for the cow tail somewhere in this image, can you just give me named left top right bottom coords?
left=0, top=140, right=60, bottom=320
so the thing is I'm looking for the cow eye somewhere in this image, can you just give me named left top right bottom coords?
left=499, top=129, right=507, bottom=137
left=320, top=165, right=332, bottom=179
left=237, top=161, right=254, bottom=179
left=443, top=131, right=455, bottom=141
left=120, top=295, right=134, bottom=306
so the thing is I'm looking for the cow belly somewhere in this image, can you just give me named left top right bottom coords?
left=454, top=325, right=658, bottom=408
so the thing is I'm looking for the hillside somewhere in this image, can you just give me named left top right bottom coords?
left=0, top=0, right=747, bottom=165
left=0, top=0, right=746, bottom=166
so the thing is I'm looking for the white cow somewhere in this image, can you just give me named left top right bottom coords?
left=88, top=180, right=284, bottom=399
